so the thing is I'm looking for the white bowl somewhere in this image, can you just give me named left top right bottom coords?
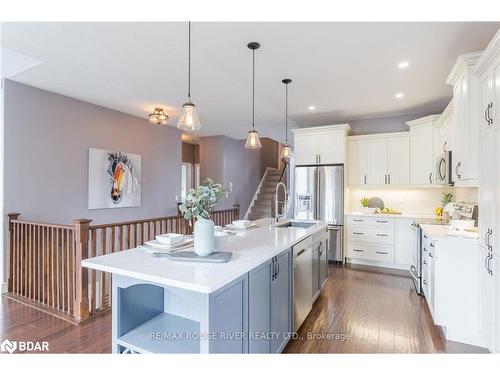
left=155, top=233, right=185, bottom=245
left=214, top=230, right=235, bottom=249
left=232, top=220, right=251, bottom=228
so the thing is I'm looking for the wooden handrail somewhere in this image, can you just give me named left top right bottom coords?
left=5, top=207, right=239, bottom=324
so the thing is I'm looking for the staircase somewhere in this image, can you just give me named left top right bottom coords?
left=246, top=167, right=283, bottom=220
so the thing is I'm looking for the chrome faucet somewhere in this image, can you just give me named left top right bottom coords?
left=274, top=181, right=288, bottom=223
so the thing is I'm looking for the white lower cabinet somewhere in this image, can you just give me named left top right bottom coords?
left=479, top=245, right=495, bottom=352
left=347, top=216, right=413, bottom=270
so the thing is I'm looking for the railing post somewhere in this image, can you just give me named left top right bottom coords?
left=7, top=213, right=20, bottom=292
left=74, top=218, right=92, bottom=322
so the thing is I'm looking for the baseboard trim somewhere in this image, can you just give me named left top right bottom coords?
left=346, top=258, right=410, bottom=273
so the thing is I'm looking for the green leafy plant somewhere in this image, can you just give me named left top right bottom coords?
left=441, top=192, right=454, bottom=208
left=360, top=197, right=370, bottom=208
left=179, top=178, right=231, bottom=223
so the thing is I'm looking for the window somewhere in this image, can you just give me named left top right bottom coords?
left=181, top=162, right=192, bottom=202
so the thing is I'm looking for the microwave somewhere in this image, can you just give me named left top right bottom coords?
left=436, top=150, right=453, bottom=186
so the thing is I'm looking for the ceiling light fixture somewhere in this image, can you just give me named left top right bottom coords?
left=398, top=61, right=410, bottom=69
left=395, top=92, right=405, bottom=99
left=308, top=105, right=316, bottom=110
left=177, top=21, right=201, bottom=131
left=280, top=78, right=292, bottom=160
left=245, top=42, right=262, bottom=150
left=148, top=107, right=169, bottom=125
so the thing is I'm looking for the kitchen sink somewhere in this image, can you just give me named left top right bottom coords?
left=275, top=220, right=316, bottom=229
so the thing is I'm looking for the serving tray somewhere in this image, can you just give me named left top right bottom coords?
left=153, top=251, right=233, bottom=263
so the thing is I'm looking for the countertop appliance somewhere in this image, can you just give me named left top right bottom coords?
left=294, top=164, right=344, bottom=263
left=436, top=150, right=453, bottom=186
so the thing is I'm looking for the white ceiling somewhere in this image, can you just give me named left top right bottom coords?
left=2, top=22, right=499, bottom=141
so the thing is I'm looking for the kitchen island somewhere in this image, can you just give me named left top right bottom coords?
left=82, top=218, right=328, bottom=354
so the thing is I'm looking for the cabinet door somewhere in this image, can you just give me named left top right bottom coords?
left=294, top=133, right=318, bottom=165
left=428, top=244, right=437, bottom=322
left=319, top=236, right=328, bottom=288
left=453, top=83, right=465, bottom=181
left=318, top=130, right=345, bottom=164
left=347, top=139, right=369, bottom=185
left=410, top=123, right=434, bottom=184
left=368, top=138, right=388, bottom=185
left=494, top=254, right=500, bottom=353
left=209, top=275, right=248, bottom=353
left=248, top=260, right=272, bottom=353
left=271, top=249, right=292, bottom=353
left=312, top=243, right=320, bottom=300
left=395, top=219, right=413, bottom=267
left=480, top=132, right=496, bottom=251
left=493, top=62, right=500, bottom=129
left=480, top=72, right=495, bottom=134
left=387, top=136, right=410, bottom=185
left=479, top=246, right=495, bottom=352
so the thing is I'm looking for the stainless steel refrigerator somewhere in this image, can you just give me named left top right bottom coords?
left=294, top=165, right=344, bottom=262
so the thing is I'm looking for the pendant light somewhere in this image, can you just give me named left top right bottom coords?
left=148, top=107, right=169, bottom=125
left=245, top=42, right=262, bottom=150
left=177, top=22, right=201, bottom=131
left=280, top=79, right=292, bottom=160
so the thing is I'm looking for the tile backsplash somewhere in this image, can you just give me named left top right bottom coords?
left=347, top=187, right=456, bottom=216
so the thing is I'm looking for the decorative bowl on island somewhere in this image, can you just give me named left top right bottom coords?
left=155, top=233, right=185, bottom=245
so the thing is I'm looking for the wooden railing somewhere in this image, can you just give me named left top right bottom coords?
left=6, top=207, right=239, bottom=324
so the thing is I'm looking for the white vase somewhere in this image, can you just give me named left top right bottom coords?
left=194, top=218, right=215, bottom=256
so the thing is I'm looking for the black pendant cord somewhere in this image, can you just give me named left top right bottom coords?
left=285, top=83, right=288, bottom=142
left=252, top=48, right=255, bottom=130
left=188, top=21, right=191, bottom=99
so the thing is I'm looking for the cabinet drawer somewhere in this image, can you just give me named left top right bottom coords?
left=347, top=216, right=394, bottom=228
left=348, top=243, right=395, bottom=262
left=347, top=226, right=394, bottom=244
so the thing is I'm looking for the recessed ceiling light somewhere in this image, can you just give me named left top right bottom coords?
left=395, top=93, right=405, bottom=99
left=398, top=61, right=410, bottom=69
left=308, top=105, right=316, bottom=110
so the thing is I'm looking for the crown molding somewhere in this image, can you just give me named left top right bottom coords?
left=474, top=28, right=500, bottom=77
left=446, top=51, right=483, bottom=86
left=435, top=99, right=454, bottom=128
left=406, top=114, right=441, bottom=128
left=291, top=123, right=351, bottom=135
left=348, top=131, right=409, bottom=141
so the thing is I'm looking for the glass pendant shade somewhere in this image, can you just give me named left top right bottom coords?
left=245, top=129, right=262, bottom=149
left=177, top=100, right=201, bottom=131
left=280, top=143, right=292, bottom=160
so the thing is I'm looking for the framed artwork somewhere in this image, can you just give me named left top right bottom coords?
left=88, top=148, right=142, bottom=209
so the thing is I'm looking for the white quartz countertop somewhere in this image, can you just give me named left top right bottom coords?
left=346, top=212, right=438, bottom=220
left=82, top=218, right=327, bottom=294
left=420, top=224, right=479, bottom=241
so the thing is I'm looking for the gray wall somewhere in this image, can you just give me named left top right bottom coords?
left=348, top=111, right=437, bottom=135
left=4, top=80, right=182, bottom=226
left=199, top=136, right=261, bottom=217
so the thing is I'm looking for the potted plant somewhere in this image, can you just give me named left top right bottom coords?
left=179, top=178, right=231, bottom=256
left=360, top=197, right=372, bottom=213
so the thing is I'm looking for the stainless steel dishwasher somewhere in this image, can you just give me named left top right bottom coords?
left=293, top=236, right=313, bottom=330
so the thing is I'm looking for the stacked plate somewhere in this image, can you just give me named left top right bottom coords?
left=225, top=220, right=258, bottom=231
left=143, top=233, right=194, bottom=253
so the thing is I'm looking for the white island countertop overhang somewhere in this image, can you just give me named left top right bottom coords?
left=82, top=218, right=328, bottom=294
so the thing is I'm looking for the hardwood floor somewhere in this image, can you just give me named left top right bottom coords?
left=0, top=264, right=487, bottom=354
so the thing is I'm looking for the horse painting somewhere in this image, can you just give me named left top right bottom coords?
left=107, top=152, right=137, bottom=204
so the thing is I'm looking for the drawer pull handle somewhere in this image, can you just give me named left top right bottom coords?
left=376, top=220, right=388, bottom=224
left=429, top=243, right=434, bottom=248
left=423, top=260, right=427, bottom=265
left=423, top=248, right=427, bottom=252
left=353, top=219, right=364, bottom=222
left=376, top=251, right=388, bottom=255
left=376, top=233, right=388, bottom=237
left=353, top=232, right=364, bottom=235
left=423, top=280, right=428, bottom=285
left=352, top=249, right=364, bottom=252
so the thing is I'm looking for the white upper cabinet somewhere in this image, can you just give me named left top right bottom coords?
left=446, top=51, right=482, bottom=186
left=387, top=136, right=410, bottom=185
left=347, top=133, right=409, bottom=186
left=347, top=139, right=369, bottom=185
left=408, top=116, right=438, bottom=185
left=292, top=125, right=350, bottom=166
left=368, top=138, right=388, bottom=185
left=294, top=133, right=318, bottom=165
